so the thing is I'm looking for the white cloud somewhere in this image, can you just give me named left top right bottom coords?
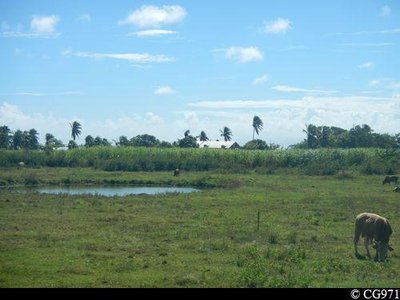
left=389, top=81, right=400, bottom=90
left=369, top=79, right=381, bottom=87
left=380, top=5, right=391, bottom=17
left=365, top=28, right=400, bottom=34
left=31, top=15, right=59, bottom=34
left=347, top=28, right=400, bottom=35
left=183, top=112, right=199, bottom=124
left=252, top=74, right=269, bottom=85
left=264, top=18, right=292, bottom=34
left=339, top=42, right=393, bottom=47
left=119, top=5, right=187, bottom=28
left=360, top=90, right=384, bottom=95
left=154, top=86, right=176, bottom=95
left=0, top=102, right=72, bottom=143
left=273, top=85, right=338, bottom=94
left=333, top=28, right=400, bottom=36
left=187, top=96, right=397, bottom=113
left=186, top=95, right=400, bottom=146
left=216, top=46, right=264, bottom=63
left=13, top=48, right=32, bottom=58
left=78, top=14, right=91, bottom=22
left=130, top=29, right=178, bottom=37
left=2, top=96, right=400, bottom=148
left=358, top=61, right=374, bottom=69
left=2, top=15, right=60, bottom=38
left=144, top=112, right=163, bottom=124
left=0, top=101, right=170, bottom=144
left=63, top=50, right=174, bottom=64
left=369, top=78, right=400, bottom=90
left=188, top=97, right=388, bottom=110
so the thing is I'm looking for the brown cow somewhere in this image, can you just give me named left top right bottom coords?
left=383, top=176, right=399, bottom=185
left=354, top=213, right=393, bottom=262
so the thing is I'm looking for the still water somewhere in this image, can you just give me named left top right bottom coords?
left=19, top=186, right=200, bottom=197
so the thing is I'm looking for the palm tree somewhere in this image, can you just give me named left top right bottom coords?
left=85, top=135, right=95, bottom=148
left=220, top=127, right=233, bottom=142
left=199, top=131, right=209, bottom=142
left=117, top=136, right=129, bottom=147
left=0, top=126, right=11, bottom=149
left=252, top=116, right=264, bottom=140
left=45, top=133, right=55, bottom=145
left=184, top=130, right=191, bottom=137
left=303, top=124, right=320, bottom=149
left=28, top=129, right=39, bottom=149
left=70, top=121, right=82, bottom=141
left=12, top=130, right=24, bottom=150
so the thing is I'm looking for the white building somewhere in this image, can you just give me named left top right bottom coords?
left=197, top=140, right=240, bottom=149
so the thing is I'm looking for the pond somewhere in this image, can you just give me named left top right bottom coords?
left=16, top=186, right=200, bottom=197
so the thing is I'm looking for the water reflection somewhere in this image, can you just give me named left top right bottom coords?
left=19, top=186, right=200, bottom=197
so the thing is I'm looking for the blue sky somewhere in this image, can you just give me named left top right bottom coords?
left=0, top=0, right=399, bottom=146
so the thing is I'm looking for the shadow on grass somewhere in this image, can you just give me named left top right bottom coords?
left=355, top=253, right=369, bottom=260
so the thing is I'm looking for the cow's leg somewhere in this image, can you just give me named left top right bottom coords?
left=364, top=238, right=371, bottom=258
left=375, top=244, right=379, bottom=262
left=354, top=230, right=362, bottom=258
left=354, top=238, right=359, bottom=256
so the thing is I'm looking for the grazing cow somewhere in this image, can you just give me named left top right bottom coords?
left=394, top=186, right=400, bottom=193
left=174, top=169, right=180, bottom=177
left=383, top=176, right=399, bottom=185
left=354, top=213, right=393, bottom=262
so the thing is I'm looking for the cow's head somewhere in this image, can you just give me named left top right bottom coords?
left=374, top=241, right=393, bottom=262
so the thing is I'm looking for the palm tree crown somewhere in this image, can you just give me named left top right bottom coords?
left=184, top=130, right=191, bottom=137
left=199, top=131, right=209, bottom=142
left=303, top=124, right=319, bottom=149
left=220, top=127, right=233, bottom=142
left=70, top=121, right=82, bottom=141
left=252, top=116, right=264, bottom=140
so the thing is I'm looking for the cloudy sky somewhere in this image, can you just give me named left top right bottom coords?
left=1, top=0, right=399, bottom=147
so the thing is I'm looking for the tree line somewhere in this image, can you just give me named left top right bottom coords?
left=1, top=117, right=399, bottom=151
left=0, top=116, right=266, bottom=150
left=292, top=124, right=400, bottom=149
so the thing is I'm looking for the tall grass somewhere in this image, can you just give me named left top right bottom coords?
left=0, top=147, right=399, bottom=175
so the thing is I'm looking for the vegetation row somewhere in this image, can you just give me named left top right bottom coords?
left=1, top=147, right=399, bottom=176
left=1, top=119, right=400, bottom=151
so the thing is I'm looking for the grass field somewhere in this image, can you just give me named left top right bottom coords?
left=0, top=167, right=399, bottom=287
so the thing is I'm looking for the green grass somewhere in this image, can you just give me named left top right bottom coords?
left=0, top=168, right=399, bottom=287
left=1, top=147, right=399, bottom=175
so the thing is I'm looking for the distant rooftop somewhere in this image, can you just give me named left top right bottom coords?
left=197, top=140, right=240, bottom=149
